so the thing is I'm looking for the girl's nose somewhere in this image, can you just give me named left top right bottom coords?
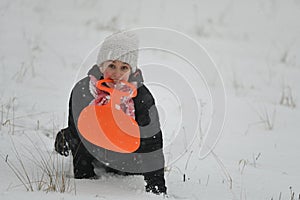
left=112, top=70, right=122, bottom=80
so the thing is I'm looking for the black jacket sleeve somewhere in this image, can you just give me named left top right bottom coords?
left=67, top=77, right=95, bottom=152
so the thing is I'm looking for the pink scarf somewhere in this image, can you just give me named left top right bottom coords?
left=88, top=75, right=135, bottom=119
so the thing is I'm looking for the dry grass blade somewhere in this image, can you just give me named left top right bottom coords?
left=10, top=136, right=34, bottom=191
left=1, top=154, right=30, bottom=191
left=2, top=133, right=74, bottom=193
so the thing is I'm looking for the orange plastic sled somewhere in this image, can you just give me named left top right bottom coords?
left=78, top=79, right=140, bottom=153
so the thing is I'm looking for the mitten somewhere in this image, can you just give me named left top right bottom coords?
left=54, top=128, right=71, bottom=157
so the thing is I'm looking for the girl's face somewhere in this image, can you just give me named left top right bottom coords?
left=100, top=60, right=131, bottom=83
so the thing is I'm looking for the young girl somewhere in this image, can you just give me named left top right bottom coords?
left=54, top=31, right=167, bottom=195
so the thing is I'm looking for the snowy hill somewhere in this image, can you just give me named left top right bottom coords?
left=0, top=0, right=300, bottom=199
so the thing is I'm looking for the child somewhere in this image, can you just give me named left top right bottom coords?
left=54, top=31, right=167, bottom=195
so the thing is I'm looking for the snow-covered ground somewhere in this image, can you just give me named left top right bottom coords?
left=0, top=0, right=300, bottom=199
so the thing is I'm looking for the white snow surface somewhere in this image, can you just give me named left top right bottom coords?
left=0, top=0, right=300, bottom=199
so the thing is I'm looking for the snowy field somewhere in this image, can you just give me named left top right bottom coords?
left=0, top=0, right=300, bottom=199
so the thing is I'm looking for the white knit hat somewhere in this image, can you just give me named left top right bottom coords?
left=97, top=31, right=139, bottom=73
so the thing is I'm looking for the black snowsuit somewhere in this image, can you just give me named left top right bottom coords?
left=55, top=65, right=167, bottom=194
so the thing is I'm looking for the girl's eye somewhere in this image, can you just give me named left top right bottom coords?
left=121, top=66, right=129, bottom=71
left=108, top=64, right=116, bottom=69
